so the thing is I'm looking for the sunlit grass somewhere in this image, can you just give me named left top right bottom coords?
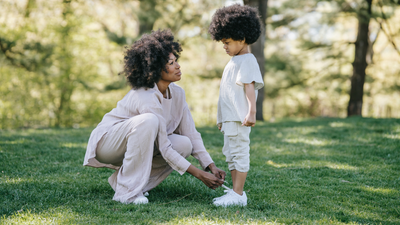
left=283, top=138, right=331, bottom=146
left=361, top=186, right=399, bottom=195
left=59, top=142, right=87, bottom=148
left=1, top=176, right=28, bottom=184
left=163, top=216, right=279, bottom=225
left=1, top=117, right=399, bottom=224
left=383, top=133, right=400, bottom=140
left=266, top=159, right=358, bottom=170
left=329, top=122, right=354, bottom=128
left=1, top=207, right=81, bottom=225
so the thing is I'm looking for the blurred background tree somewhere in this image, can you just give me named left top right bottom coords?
left=244, top=0, right=269, bottom=121
left=265, top=0, right=400, bottom=119
left=0, top=0, right=399, bottom=129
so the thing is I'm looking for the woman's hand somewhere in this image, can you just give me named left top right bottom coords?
left=207, top=163, right=226, bottom=181
left=199, top=171, right=225, bottom=190
left=186, top=165, right=225, bottom=190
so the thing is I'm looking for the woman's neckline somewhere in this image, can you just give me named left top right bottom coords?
left=164, top=86, right=172, bottom=99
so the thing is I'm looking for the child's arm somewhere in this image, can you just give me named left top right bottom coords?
left=242, top=81, right=256, bottom=127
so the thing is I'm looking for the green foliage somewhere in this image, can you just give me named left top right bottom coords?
left=0, top=0, right=125, bottom=128
left=0, top=36, right=54, bottom=71
left=0, top=0, right=229, bottom=129
left=1, top=118, right=399, bottom=224
left=1, top=0, right=400, bottom=129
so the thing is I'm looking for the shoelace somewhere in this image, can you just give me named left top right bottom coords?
left=213, top=182, right=232, bottom=202
left=221, top=181, right=231, bottom=190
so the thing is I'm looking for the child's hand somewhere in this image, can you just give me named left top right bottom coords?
left=242, top=113, right=256, bottom=127
left=217, top=123, right=222, bottom=130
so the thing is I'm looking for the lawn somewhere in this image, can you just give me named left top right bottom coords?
left=1, top=117, right=399, bottom=224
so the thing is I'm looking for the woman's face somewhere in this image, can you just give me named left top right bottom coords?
left=161, top=53, right=181, bottom=83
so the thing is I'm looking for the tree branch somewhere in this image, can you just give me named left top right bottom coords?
left=377, top=0, right=400, bottom=58
left=0, top=38, right=32, bottom=71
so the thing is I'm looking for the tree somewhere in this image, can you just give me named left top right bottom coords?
left=347, top=0, right=373, bottom=116
left=343, top=0, right=400, bottom=117
left=0, top=0, right=115, bottom=128
left=243, top=0, right=268, bottom=121
left=264, top=0, right=400, bottom=118
left=99, top=0, right=218, bottom=46
left=0, top=0, right=228, bottom=128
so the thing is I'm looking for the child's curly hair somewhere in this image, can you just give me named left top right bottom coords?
left=208, top=4, right=261, bottom=44
left=120, top=29, right=182, bottom=89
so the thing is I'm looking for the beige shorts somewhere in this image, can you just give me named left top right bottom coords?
left=221, top=121, right=251, bottom=172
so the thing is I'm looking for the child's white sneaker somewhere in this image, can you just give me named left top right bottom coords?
left=133, top=196, right=148, bottom=204
left=213, top=189, right=233, bottom=202
left=213, top=190, right=247, bottom=207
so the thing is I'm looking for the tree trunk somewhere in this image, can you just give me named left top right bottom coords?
left=25, top=0, right=36, bottom=17
left=243, top=0, right=268, bottom=121
left=138, top=0, right=160, bottom=35
left=347, top=0, right=373, bottom=117
left=55, top=0, right=74, bottom=127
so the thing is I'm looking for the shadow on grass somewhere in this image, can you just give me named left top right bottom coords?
left=1, top=117, right=399, bottom=224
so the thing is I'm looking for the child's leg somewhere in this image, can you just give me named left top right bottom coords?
left=221, top=122, right=250, bottom=195
left=222, top=131, right=235, bottom=180
left=230, top=169, right=236, bottom=185
left=232, top=170, right=247, bottom=196
left=230, top=124, right=251, bottom=196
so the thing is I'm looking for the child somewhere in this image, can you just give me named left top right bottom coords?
left=208, top=4, right=264, bottom=207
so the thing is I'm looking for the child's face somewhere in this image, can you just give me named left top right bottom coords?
left=221, top=38, right=246, bottom=56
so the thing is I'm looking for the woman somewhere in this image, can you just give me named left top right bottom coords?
left=83, top=29, right=226, bottom=204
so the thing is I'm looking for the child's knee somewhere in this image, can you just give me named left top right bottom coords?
left=234, top=165, right=249, bottom=173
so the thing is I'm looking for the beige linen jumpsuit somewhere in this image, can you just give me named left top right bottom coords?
left=83, top=83, right=214, bottom=203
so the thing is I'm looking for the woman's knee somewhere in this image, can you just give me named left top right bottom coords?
left=127, top=113, right=159, bottom=133
left=138, top=113, right=159, bottom=128
left=123, top=113, right=159, bottom=145
left=169, top=134, right=192, bottom=158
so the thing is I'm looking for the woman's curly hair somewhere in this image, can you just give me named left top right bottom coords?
left=208, top=4, right=261, bottom=44
left=120, top=29, right=182, bottom=89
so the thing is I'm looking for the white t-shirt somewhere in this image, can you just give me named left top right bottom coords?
left=217, top=53, right=264, bottom=124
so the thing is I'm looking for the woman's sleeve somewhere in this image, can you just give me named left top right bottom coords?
left=140, top=96, right=191, bottom=175
left=236, top=57, right=264, bottom=90
left=175, top=103, right=214, bottom=171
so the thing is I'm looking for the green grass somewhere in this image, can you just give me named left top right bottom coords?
left=1, top=117, right=399, bottom=224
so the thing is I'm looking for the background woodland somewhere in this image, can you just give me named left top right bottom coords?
left=1, top=0, right=400, bottom=129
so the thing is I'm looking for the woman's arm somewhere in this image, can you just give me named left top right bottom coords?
left=242, top=81, right=256, bottom=127
left=139, top=92, right=192, bottom=175
left=177, top=103, right=226, bottom=181
left=176, top=104, right=214, bottom=169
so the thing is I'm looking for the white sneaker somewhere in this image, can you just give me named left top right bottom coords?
left=213, top=191, right=247, bottom=207
left=133, top=196, right=148, bottom=204
left=213, top=189, right=233, bottom=202
left=143, top=192, right=149, bottom=196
